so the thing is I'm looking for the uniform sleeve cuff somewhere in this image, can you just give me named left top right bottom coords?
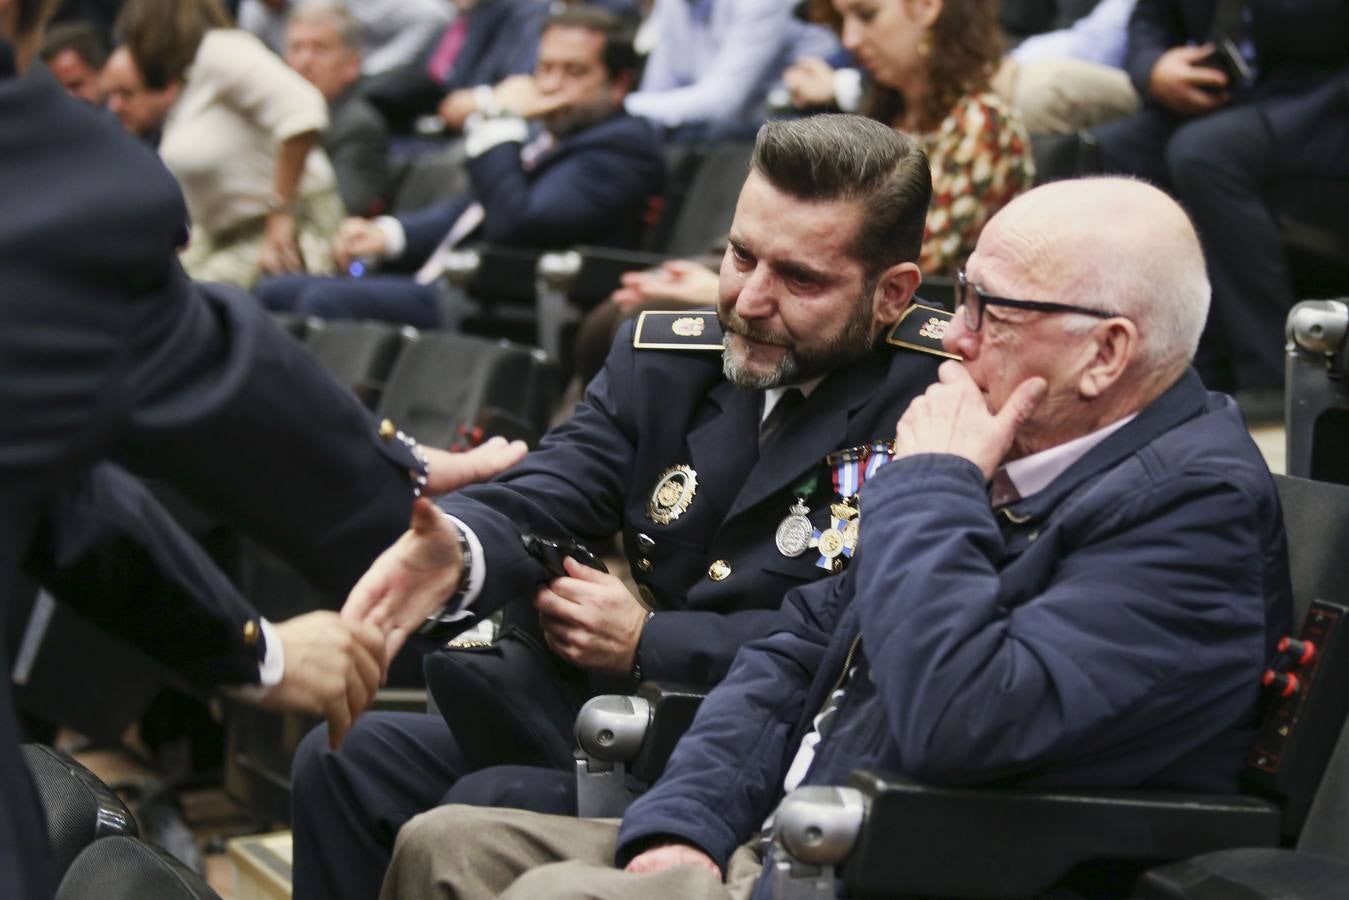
left=374, top=216, right=407, bottom=260
left=227, top=617, right=285, bottom=702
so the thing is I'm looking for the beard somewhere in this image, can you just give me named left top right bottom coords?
left=720, top=283, right=879, bottom=389
left=542, top=95, right=615, bottom=138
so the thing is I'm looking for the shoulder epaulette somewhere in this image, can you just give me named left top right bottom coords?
left=633, top=309, right=724, bottom=350
left=885, top=303, right=961, bottom=359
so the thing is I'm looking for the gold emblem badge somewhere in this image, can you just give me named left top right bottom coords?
left=708, top=559, right=732, bottom=581
left=672, top=316, right=706, bottom=337
left=918, top=316, right=948, bottom=341
left=647, top=465, right=698, bottom=524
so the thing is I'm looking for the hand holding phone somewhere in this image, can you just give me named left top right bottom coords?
left=522, top=533, right=609, bottom=579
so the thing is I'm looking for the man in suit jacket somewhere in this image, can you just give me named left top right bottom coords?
left=285, top=1, right=391, bottom=217
left=381, top=178, right=1294, bottom=900
left=1091, top=0, right=1349, bottom=403
left=288, top=114, right=949, bottom=900
left=256, top=6, right=664, bottom=328
left=0, top=4, right=520, bottom=894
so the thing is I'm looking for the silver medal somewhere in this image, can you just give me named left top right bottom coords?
left=775, top=499, right=813, bottom=558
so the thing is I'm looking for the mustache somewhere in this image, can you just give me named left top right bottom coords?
left=720, top=312, right=791, bottom=347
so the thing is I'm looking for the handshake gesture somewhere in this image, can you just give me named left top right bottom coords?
left=259, top=437, right=527, bottom=748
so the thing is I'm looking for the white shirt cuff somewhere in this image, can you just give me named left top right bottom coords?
left=464, top=113, right=529, bottom=158
left=228, top=617, right=285, bottom=702
left=444, top=513, right=486, bottom=613
left=373, top=216, right=407, bottom=260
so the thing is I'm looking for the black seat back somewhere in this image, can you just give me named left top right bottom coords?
left=660, top=141, right=753, bottom=257
left=304, top=320, right=414, bottom=410
left=22, top=744, right=138, bottom=880
left=55, top=835, right=219, bottom=900
left=375, top=332, right=560, bottom=449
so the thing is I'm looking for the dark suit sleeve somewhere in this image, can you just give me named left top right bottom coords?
left=616, top=576, right=845, bottom=870
left=326, top=101, right=391, bottom=217
left=1124, top=0, right=1186, bottom=96
left=465, top=119, right=661, bottom=247
left=438, top=331, right=644, bottom=610
left=848, top=452, right=1270, bottom=785
left=24, top=463, right=266, bottom=689
left=396, top=198, right=471, bottom=265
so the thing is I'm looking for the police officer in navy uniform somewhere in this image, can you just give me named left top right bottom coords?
left=291, top=114, right=952, bottom=900
left=0, top=3, right=522, bottom=895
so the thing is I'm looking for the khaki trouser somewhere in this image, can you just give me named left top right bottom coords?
left=178, top=188, right=344, bottom=290
left=380, top=805, right=765, bottom=900
left=993, top=57, right=1139, bottom=134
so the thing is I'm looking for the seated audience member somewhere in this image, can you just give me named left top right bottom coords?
left=102, top=45, right=175, bottom=144
left=240, top=0, right=454, bottom=76
left=1091, top=0, right=1349, bottom=409
left=993, top=0, right=1140, bottom=132
left=116, top=0, right=346, bottom=288
left=289, top=114, right=950, bottom=900
left=381, top=175, right=1294, bottom=900
left=256, top=6, right=663, bottom=328
left=575, top=0, right=1032, bottom=383
left=359, top=0, right=548, bottom=134
left=39, top=19, right=106, bottom=103
left=285, top=1, right=391, bottom=216
left=624, top=0, right=840, bottom=137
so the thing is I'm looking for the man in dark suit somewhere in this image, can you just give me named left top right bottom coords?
left=285, top=0, right=391, bottom=217
left=288, top=113, right=950, bottom=900
left=256, top=6, right=664, bottom=328
left=382, top=177, right=1294, bottom=900
left=0, top=3, right=520, bottom=895
left=1091, top=0, right=1349, bottom=405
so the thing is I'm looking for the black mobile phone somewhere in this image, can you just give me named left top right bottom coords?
left=521, top=533, right=609, bottom=579
left=1201, top=37, right=1253, bottom=89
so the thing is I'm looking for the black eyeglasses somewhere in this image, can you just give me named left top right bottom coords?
left=955, top=269, right=1121, bottom=332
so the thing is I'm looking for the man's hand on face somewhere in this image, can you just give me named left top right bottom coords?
left=625, top=842, right=723, bottom=878
left=258, top=611, right=386, bottom=750
left=1148, top=44, right=1230, bottom=116
left=342, top=498, right=464, bottom=669
left=534, top=556, right=649, bottom=673
left=492, top=74, right=572, bottom=119
left=420, top=436, right=528, bottom=496
left=893, top=361, right=1046, bottom=480
left=332, top=217, right=389, bottom=270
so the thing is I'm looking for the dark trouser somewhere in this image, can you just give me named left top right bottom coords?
left=290, top=711, right=577, bottom=900
left=1092, top=99, right=1332, bottom=392
left=255, top=275, right=443, bottom=330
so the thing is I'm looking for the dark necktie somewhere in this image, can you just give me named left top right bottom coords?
left=760, top=388, right=805, bottom=449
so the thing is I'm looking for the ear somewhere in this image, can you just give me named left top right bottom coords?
left=873, top=261, right=922, bottom=326
left=609, top=69, right=636, bottom=104
left=1077, top=318, right=1138, bottom=398
left=909, top=0, right=943, bottom=29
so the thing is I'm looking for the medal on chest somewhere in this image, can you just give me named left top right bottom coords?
left=806, top=441, right=896, bottom=572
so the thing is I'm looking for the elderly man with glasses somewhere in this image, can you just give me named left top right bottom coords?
left=376, top=176, right=1293, bottom=900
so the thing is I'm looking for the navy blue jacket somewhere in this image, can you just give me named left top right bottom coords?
left=439, top=315, right=946, bottom=690
left=0, top=47, right=417, bottom=899
left=618, top=371, right=1293, bottom=885
left=396, top=112, right=665, bottom=261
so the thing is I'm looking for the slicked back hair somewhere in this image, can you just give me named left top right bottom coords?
left=750, top=114, right=930, bottom=279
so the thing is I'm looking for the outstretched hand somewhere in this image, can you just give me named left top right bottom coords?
left=893, top=360, right=1046, bottom=480
left=259, top=611, right=386, bottom=750
left=342, top=498, right=465, bottom=669
left=535, top=556, right=649, bottom=673
left=421, top=436, right=528, bottom=496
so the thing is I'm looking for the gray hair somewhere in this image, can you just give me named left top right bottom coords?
left=750, top=114, right=931, bottom=279
left=288, top=0, right=361, bottom=52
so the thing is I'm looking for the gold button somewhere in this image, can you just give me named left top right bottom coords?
left=242, top=620, right=259, bottom=647
left=708, top=559, right=732, bottom=581
left=638, top=557, right=652, bottom=571
left=379, top=418, right=396, bottom=441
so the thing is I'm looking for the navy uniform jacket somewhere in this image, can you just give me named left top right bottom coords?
left=396, top=111, right=665, bottom=260
left=619, top=371, right=1293, bottom=888
left=440, top=309, right=950, bottom=689
left=0, top=47, right=416, bottom=899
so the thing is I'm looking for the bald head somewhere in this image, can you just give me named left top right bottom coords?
left=981, top=177, right=1210, bottom=378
